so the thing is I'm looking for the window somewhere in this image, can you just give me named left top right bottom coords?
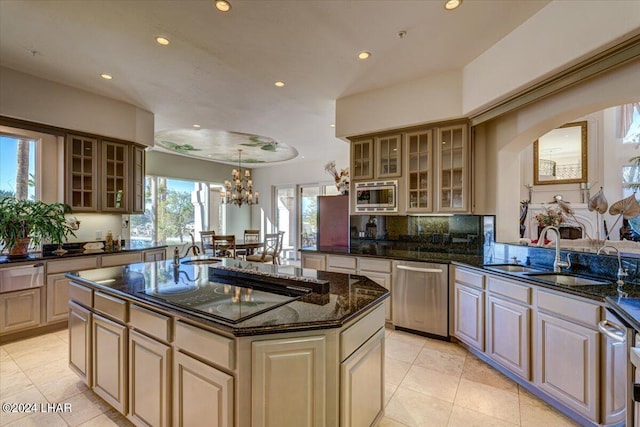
left=0, top=134, right=37, bottom=200
left=130, top=176, right=211, bottom=245
left=621, top=103, right=640, bottom=144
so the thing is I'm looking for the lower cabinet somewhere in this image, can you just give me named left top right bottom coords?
left=453, top=282, right=484, bottom=351
left=251, top=335, right=327, bottom=427
left=536, top=311, right=599, bottom=421
left=144, top=249, right=166, bottom=262
left=92, top=314, right=128, bottom=415
left=301, top=253, right=326, bottom=271
left=340, top=328, right=385, bottom=427
left=0, top=288, right=41, bottom=333
left=173, top=350, right=233, bottom=427
left=129, top=330, right=171, bottom=427
left=47, top=273, right=70, bottom=323
left=486, top=295, right=531, bottom=380
left=69, top=301, right=92, bottom=386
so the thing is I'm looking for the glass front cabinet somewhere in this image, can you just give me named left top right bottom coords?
left=375, top=134, right=402, bottom=178
left=405, top=130, right=433, bottom=212
left=436, top=124, right=469, bottom=212
left=350, top=139, right=374, bottom=181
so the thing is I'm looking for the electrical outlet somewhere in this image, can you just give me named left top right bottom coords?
left=122, top=216, right=130, bottom=229
left=96, top=231, right=103, bottom=240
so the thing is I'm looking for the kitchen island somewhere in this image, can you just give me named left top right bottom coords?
left=66, top=258, right=388, bottom=427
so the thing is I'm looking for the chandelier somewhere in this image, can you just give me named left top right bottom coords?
left=221, top=149, right=259, bottom=207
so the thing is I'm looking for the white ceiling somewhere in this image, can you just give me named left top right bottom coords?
left=0, top=0, right=549, bottom=166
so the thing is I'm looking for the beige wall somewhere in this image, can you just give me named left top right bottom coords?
left=475, top=59, right=640, bottom=242
left=336, top=1, right=640, bottom=138
left=0, top=67, right=154, bottom=146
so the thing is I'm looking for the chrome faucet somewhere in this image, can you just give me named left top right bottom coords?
left=537, top=226, right=570, bottom=272
left=597, top=245, right=628, bottom=285
left=173, top=244, right=200, bottom=267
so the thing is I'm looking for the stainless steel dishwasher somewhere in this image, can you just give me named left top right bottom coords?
left=393, top=260, right=448, bottom=338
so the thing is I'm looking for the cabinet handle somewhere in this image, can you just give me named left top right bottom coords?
left=397, top=265, right=443, bottom=273
left=597, top=320, right=626, bottom=343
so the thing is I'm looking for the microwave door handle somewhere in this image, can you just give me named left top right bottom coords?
left=396, top=265, right=443, bottom=274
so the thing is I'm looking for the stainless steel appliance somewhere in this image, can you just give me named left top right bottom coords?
left=598, top=308, right=629, bottom=426
left=0, top=263, right=44, bottom=293
left=354, top=180, right=398, bottom=213
left=393, top=261, right=448, bottom=338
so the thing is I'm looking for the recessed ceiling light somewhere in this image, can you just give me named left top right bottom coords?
left=358, top=51, right=371, bottom=60
left=274, top=81, right=285, bottom=87
left=215, top=0, right=231, bottom=12
left=100, top=73, right=113, bottom=80
left=193, top=124, right=201, bottom=129
left=155, top=36, right=170, bottom=46
left=444, top=0, right=462, bottom=10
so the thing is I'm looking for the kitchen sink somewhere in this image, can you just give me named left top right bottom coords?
left=483, top=264, right=542, bottom=273
left=525, top=272, right=611, bottom=287
left=181, top=257, right=221, bottom=265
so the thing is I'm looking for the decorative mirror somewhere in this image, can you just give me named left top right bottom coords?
left=533, top=121, right=587, bottom=185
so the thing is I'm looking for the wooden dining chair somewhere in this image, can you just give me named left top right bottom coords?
left=246, top=233, right=279, bottom=264
left=273, top=231, right=285, bottom=265
left=236, top=229, right=260, bottom=259
left=200, top=230, right=216, bottom=255
left=212, top=235, right=237, bottom=258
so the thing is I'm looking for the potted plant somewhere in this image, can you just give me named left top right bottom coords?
left=0, top=197, right=76, bottom=258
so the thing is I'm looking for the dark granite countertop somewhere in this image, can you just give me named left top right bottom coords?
left=0, top=241, right=167, bottom=265
left=301, top=246, right=640, bottom=303
left=65, top=258, right=389, bottom=337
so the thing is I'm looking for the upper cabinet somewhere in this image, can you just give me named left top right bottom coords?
left=375, top=134, right=402, bottom=178
left=65, top=134, right=145, bottom=214
left=406, top=130, right=433, bottom=212
left=436, top=124, right=469, bottom=212
left=349, top=121, right=471, bottom=214
left=351, top=139, right=374, bottom=180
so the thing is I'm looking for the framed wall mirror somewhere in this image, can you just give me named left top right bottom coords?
left=533, top=120, right=588, bottom=185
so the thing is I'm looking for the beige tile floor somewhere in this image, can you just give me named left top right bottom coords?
left=0, top=327, right=580, bottom=426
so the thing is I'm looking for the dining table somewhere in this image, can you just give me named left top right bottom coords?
left=203, top=238, right=262, bottom=257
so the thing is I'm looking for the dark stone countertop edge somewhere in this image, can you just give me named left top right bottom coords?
left=65, top=271, right=390, bottom=337
left=605, top=297, right=640, bottom=331
left=0, top=244, right=168, bottom=265
left=302, top=247, right=628, bottom=303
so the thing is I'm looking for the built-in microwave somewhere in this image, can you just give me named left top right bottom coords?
left=354, top=180, right=398, bottom=213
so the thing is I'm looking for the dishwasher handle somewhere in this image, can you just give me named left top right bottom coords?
left=598, top=320, right=627, bottom=343
left=397, top=265, right=443, bottom=273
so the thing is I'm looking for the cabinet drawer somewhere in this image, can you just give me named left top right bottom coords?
left=130, top=304, right=171, bottom=342
left=175, top=321, right=235, bottom=370
left=455, top=267, right=485, bottom=289
left=47, top=257, right=97, bottom=274
left=94, top=291, right=127, bottom=322
left=327, top=256, right=357, bottom=270
left=100, top=252, right=142, bottom=267
left=358, top=258, right=392, bottom=273
left=340, top=304, right=385, bottom=362
left=537, top=290, right=600, bottom=327
left=69, top=281, right=93, bottom=307
left=487, top=276, right=531, bottom=304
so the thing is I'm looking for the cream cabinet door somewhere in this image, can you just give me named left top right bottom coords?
left=252, top=335, right=326, bottom=427
left=69, top=301, right=92, bottom=386
left=351, top=139, right=374, bottom=180
left=487, top=295, right=531, bottom=380
left=0, top=288, right=41, bottom=333
left=360, top=271, right=392, bottom=322
left=46, top=273, right=70, bottom=323
left=536, top=312, right=598, bottom=421
left=173, top=351, right=233, bottom=427
left=92, top=314, right=128, bottom=415
left=340, top=328, right=385, bottom=427
left=144, top=249, right=166, bottom=262
left=129, top=330, right=171, bottom=427
left=453, top=282, right=484, bottom=351
left=301, top=254, right=326, bottom=271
